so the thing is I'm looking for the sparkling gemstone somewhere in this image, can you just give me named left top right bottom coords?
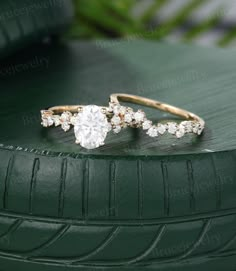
left=60, top=112, right=71, bottom=131
left=118, top=106, right=127, bottom=115
left=181, top=121, right=193, bottom=133
left=193, top=122, right=204, bottom=135
left=113, top=105, right=121, bottom=115
left=176, top=125, right=185, bottom=138
left=157, top=124, right=166, bottom=135
left=168, top=123, right=177, bottom=134
left=42, top=117, right=54, bottom=127
left=113, top=126, right=121, bottom=134
left=53, top=116, right=61, bottom=126
left=62, top=122, right=70, bottom=132
left=61, top=112, right=71, bottom=123
left=134, top=111, right=145, bottom=123
left=142, top=120, right=152, bottom=130
left=74, top=105, right=110, bottom=149
left=111, top=116, right=121, bottom=125
left=197, top=124, right=204, bottom=135
left=124, top=113, right=133, bottom=123
left=42, top=119, right=47, bottom=127
left=192, top=123, right=200, bottom=134
left=147, top=126, right=158, bottom=137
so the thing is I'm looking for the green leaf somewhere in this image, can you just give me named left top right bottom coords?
left=149, top=0, right=209, bottom=39
left=183, top=9, right=224, bottom=42
left=140, top=0, right=170, bottom=24
left=72, top=0, right=141, bottom=38
left=218, top=27, right=236, bottom=47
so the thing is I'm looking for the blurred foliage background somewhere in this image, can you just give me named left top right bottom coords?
left=68, top=0, right=236, bottom=48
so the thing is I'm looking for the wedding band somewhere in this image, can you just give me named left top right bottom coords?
left=41, top=93, right=205, bottom=149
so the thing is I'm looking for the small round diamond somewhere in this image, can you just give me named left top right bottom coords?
left=113, top=105, right=123, bottom=115
left=124, top=113, right=133, bottom=123
left=197, top=124, right=204, bottom=135
left=42, top=116, right=54, bottom=127
left=157, top=124, right=166, bottom=135
left=142, top=120, right=152, bottom=130
left=192, top=122, right=204, bottom=135
left=176, top=125, right=185, bottom=138
left=147, top=126, right=158, bottom=137
left=42, top=119, right=47, bottom=127
left=119, top=106, right=127, bottom=115
left=134, top=110, right=145, bottom=123
left=168, top=122, right=177, bottom=134
left=113, top=126, right=121, bottom=134
left=62, top=123, right=70, bottom=132
left=61, top=112, right=72, bottom=123
left=60, top=112, right=72, bottom=131
left=53, top=116, right=61, bottom=127
left=192, top=123, right=200, bottom=134
left=111, top=116, right=121, bottom=125
left=181, top=121, right=193, bottom=133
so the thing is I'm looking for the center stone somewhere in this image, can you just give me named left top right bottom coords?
left=74, top=105, right=110, bottom=149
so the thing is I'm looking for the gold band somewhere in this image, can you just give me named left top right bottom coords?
left=47, top=105, right=108, bottom=114
left=110, top=93, right=205, bottom=125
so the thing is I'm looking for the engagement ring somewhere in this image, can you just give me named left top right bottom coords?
left=41, top=93, right=205, bottom=149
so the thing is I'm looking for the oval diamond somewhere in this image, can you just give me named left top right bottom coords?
left=74, top=105, right=110, bottom=149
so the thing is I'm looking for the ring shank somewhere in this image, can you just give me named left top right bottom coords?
left=48, top=105, right=108, bottom=114
left=46, top=94, right=204, bottom=126
left=48, top=105, right=82, bottom=114
left=110, top=93, right=205, bottom=125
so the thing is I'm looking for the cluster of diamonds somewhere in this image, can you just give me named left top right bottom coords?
left=41, top=110, right=77, bottom=132
left=41, top=104, right=205, bottom=140
left=108, top=102, right=205, bottom=138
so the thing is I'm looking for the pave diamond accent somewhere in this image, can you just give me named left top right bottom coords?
left=111, top=116, right=121, bottom=126
left=147, top=126, right=158, bottom=137
left=167, top=122, right=178, bottom=134
left=118, top=106, right=126, bottom=115
left=61, top=112, right=71, bottom=122
left=192, top=122, right=204, bottom=135
left=42, top=116, right=54, bottom=127
left=74, top=105, right=111, bottom=149
left=41, top=111, right=54, bottom=127
left=113, top=126, right=122, bottom=134
left=193, top=123, right=200, bottom=134
left=60, top=112, right=72, bottom=131
left=112, top=104, right=127, bottom=116
left=124, top=112, right=133, bottom=123
left=157, top=124, right=166, bottom=135
left=62, top=123, right=70, bottom=132
left=142, top=120, right=152, bottom=130
left=176, top=125, right=186, bottom=138
left=198, top=123, right=205, bottom=135
left=181, top=121, right=193, bottom=133
left=53, top=115, right=61, bottom=127
left=134, top=110, right=145, bottom=123
left=113, top=105, right=120, bottom=115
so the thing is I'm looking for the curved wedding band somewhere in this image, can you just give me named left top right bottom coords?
left=41, top=93, right=205, bottom=149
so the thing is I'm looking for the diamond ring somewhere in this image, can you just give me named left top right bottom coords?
left=41, top=93, right=205, bottom=150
